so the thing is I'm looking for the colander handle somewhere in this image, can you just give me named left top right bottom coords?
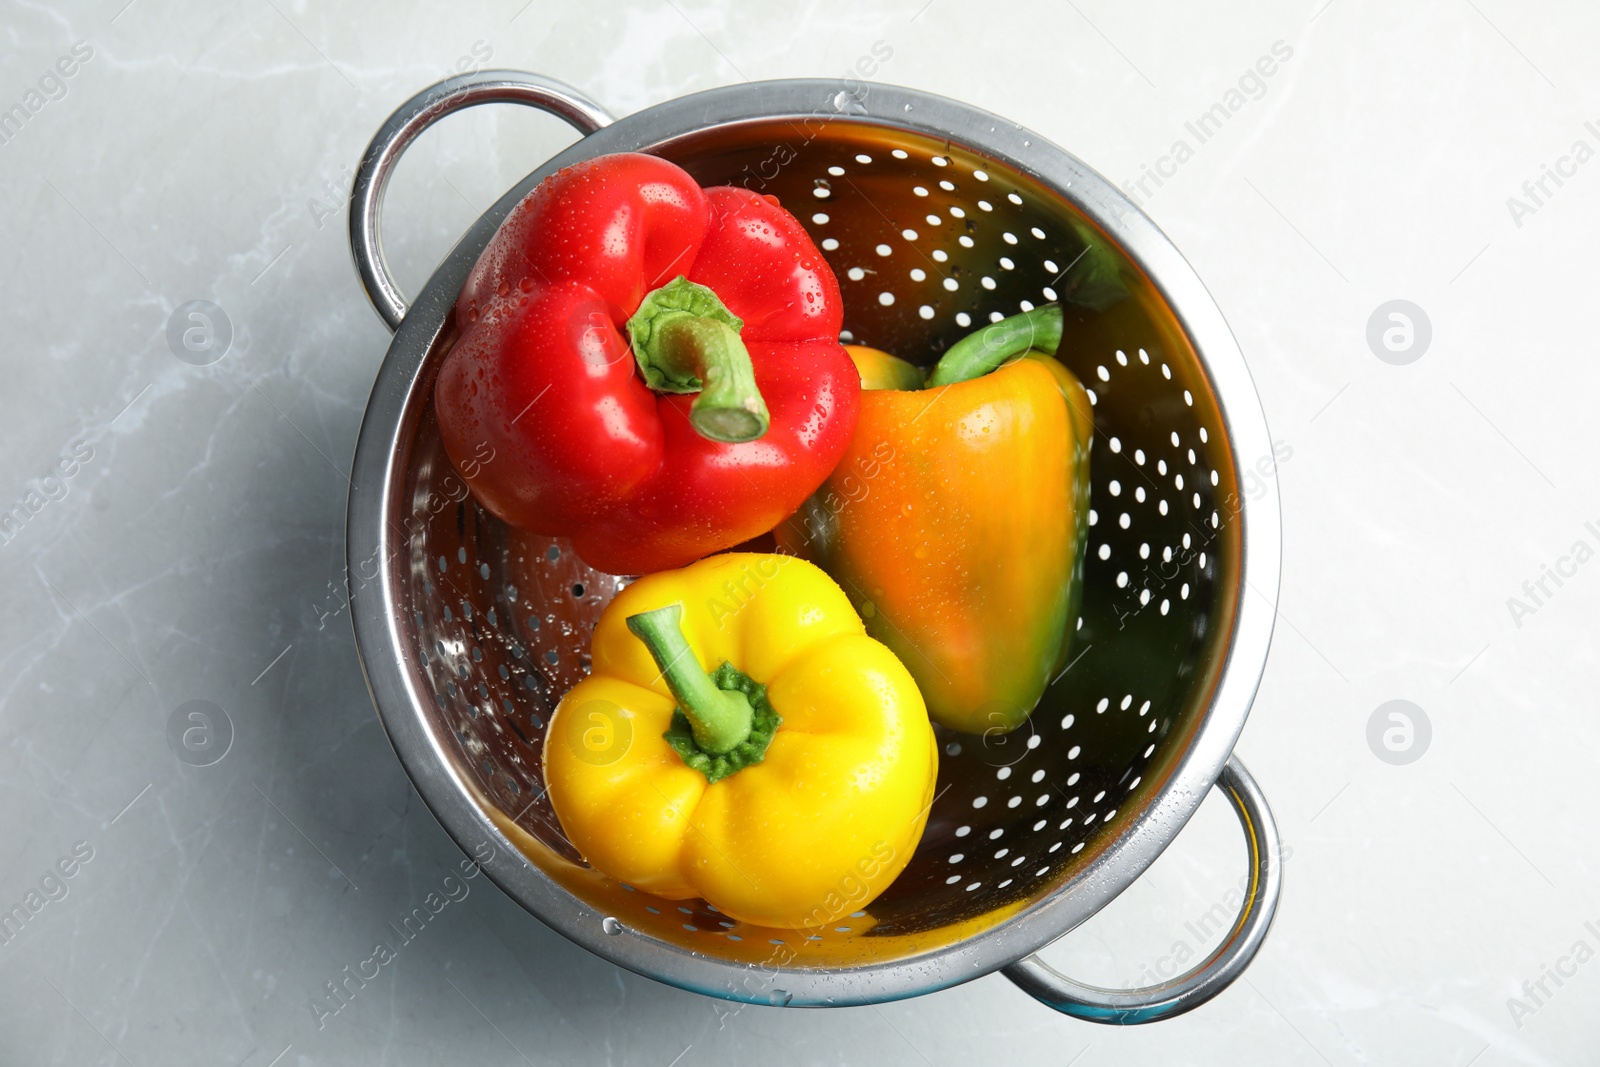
left=348, top=70, right=615, bottom=332
left=1001, top=755, right=1281, bottom=1024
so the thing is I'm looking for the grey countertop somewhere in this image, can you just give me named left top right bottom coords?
left=2, top=1, right=1596, bottom=1064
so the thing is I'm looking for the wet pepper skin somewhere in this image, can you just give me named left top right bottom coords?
left=542, top=554, right=937, bottom=929
left=777, top=349, right=1093, bottom=735
left=434, top=153, right=859, bottom=576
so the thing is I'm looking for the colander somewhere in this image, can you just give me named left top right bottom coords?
left=344, top=70, right=1284, bottom=1024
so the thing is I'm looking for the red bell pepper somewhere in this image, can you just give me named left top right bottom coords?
left=435, top=152, right=858, bottom=576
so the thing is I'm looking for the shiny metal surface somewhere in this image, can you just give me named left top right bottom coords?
left=345, top=72, right=1283, bottom=1011
left=1002, top=756, right=1281, bottom=1022
left=348, top=70, right=615, bottom=331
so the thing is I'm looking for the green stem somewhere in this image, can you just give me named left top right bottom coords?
left=626, top=276, right=770, bottom=443
left=925, top=304, right=1064, bottom=388
left=626, top=604, right=753, bottom=755
left=656, top=317, right=769, bottom=442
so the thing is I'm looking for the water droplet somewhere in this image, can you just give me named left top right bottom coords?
left=768, top=988, right=792, bottom=1006
left=602, top=916, right=623, bottom=935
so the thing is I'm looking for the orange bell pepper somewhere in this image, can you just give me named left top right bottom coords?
left=776, top=306, right=1092, bottom=734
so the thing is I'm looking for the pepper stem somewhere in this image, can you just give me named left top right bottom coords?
left=626, top=276, right=770, bottom=443
left=626, top=604, right=753, bottom=755
left=925, top=304, right=1064, bottom=388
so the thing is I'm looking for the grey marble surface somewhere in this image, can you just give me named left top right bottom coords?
left=2, top=1, right=1597, bottom=1063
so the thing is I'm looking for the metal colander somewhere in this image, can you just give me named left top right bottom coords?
left=345, top=71, right=1283, bottom=1023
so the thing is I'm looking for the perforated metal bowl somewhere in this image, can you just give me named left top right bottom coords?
left=345, top=70, right=1283, bottom=1023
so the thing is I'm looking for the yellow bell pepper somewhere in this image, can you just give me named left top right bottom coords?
left=542, top=553, right=937, bottom=929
